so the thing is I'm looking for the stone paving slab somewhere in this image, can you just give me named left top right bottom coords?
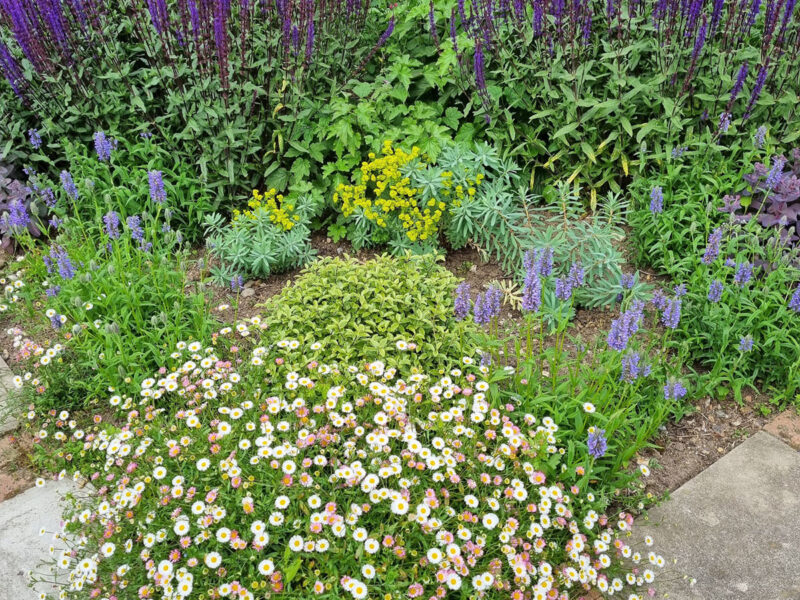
left=0, top=478, right=78, bottom=600
left=636, top=431, right=800, bottom=599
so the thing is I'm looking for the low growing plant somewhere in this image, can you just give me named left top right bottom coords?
left=256, top=253, right=477, bottom=370
left=456, top=250, right=686, bottom=496
left=33, top=337, right=666, bottom=600
left=203, top=188, right=322, bottom=284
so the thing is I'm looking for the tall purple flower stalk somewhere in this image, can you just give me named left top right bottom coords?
left=664, top=378, right=688, bottom=400
left=454, top=282, right=471, bottom=321
left=587, top=429, right=607, bottom=458
left=661, top=297, right=682, bottom=329
left=789, top=284, right=800, bottom=312
left=702, top=227, right=723, bottom=264
left=28, top=128, right=42, bottom=148
left=728, top=62, right=749, bottom=110
left=765, top=155, right=787, bottom=189
left=7, top=199, right=29, bottom=228
left=744, top=63, right=768, bottom=119
left=60, top=171, right=79, bottom=200
left=650, top=186, right=664, bottom=214
left=708, top=279, right=724, bottom=302
left=0, top=40, right=25, bottom=100
left=148, top=170, right=167, bottom=204
left=94, top=131, right=115, bottom=161
left=103, top=210, right=120, bottom=239
left=607, top=300, right=645, bottom=351
left=429, top=2, right=440, bottom=48
left=473, top=42, right=489, bottom=103
left=734, top=261, right=753, bottom=286
left=127, top=215, right=144, bottom=242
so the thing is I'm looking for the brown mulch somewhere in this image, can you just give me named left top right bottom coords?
left=0, top=430, right=36, bottom=502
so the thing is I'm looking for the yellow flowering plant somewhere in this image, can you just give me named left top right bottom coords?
left=232, top=189, right=302, bottom=231
left=332, top=140, right=496, bottom=252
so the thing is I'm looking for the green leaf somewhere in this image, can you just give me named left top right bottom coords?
left=553, top=122, right=579, bottom=140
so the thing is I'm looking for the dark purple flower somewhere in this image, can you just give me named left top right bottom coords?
left=148, top=170, right=167, bottom=204
left=587, top=429, right=607, bottom=458
left=702, top=227, right=723, bottom=264
left=0, top=41, right=26, bottom=100
left=744, top=64, right=768, bottom=119
left=60, top=171, right=79, bottom=200
left=690, top=17, right=707, bottom=62
left=51, top=314, right=63, bottom=330
left=147, top=0, right=170, bottom=34
left=28, top=129, right=42, bottom=149
left=231, top=275, right=244, bottom=292
left=729, top=62, right=749, bottom=107
left=649, top=186, right=664, bottom=214
left=454, top=282, right=471, bottom=321
left=708, top=280, right=724, bottom=302
left=474, top=42, right=488, bottom=101
left=429, top=1, right=439, bottom=48
left=673, top=283, right=687, bottom=297
left=305, top=20, right=314, bottom=63
left=45, top=285, right=61, bottom=297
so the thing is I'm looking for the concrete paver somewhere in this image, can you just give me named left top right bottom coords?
left=636, top=431, right=800, bottom=599
left=0, top=478, right=78, bottom=600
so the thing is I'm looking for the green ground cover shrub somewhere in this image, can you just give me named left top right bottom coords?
left=30, top=339, right=665, bottom=600
left=256, top=253, right=477, bottom=369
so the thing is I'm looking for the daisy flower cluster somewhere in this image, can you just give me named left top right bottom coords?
left=45, top=339, right=661, bottom=600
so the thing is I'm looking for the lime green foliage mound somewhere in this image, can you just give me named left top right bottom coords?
left=259, top=254, right=476, bottom=369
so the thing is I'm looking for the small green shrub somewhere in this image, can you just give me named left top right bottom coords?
left=257, top=253, right=478, bottom=370
left=203, top=189, right=322, bottom=284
